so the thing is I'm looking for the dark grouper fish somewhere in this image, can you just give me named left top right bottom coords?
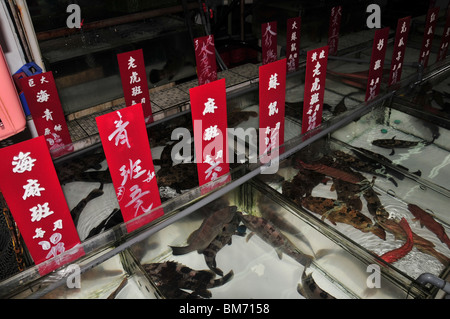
left=237, top=212, right=313, bottom=267
left=371, top=136, right=433, bottom=156
left=170, top=206, right=237, bottom=256
left=143, top=261, right=233, bottom=299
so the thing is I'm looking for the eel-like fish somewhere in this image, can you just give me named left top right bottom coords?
left=237, top=212, right=313, bottom=267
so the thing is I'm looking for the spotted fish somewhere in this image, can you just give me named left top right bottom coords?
left=70, top=184, right=104, bottom=227
left=301, top=196, right=386, bottom=240
left=297, top=272, right=336, bottom=299
left=202, top=214, right=243, bottom=276
left=371, top=136, right=432, bottom=156
left=170, top=206, right=238, bottom=256
left=237, top=212, right=313, bottom=267
left=143, top=261, right=233, bottom=298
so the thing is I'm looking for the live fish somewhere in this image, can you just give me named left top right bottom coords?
left=352, top=146, right=421, bottom=179
left=170, top=206, right=237, bottom=256
left=297, top=272, right=336, bottom=299
left=371, top=136, right=432, bottom=156
left=333, top=150, right=398, bottom=187
left=202, top=214, right=243, bottom=276
left=379, top=218, right=414, bottom=263
left=375, top=215, right=450, bottom=265
left=156, top=163, right=199, bottom=193
left=143, top=261, right=233, bottom=299
left=301, top=196, right=386, bottom=240
left=85, top=208, right=123, bottom=240
left=237, top=212, right=313, bottom=267
left=258, top=199, right=315, bottom=255
left=408, top=204, right=450, bottom=250
left=70, top=184, right=104, bottom=227
left=297, top=160, right=363, bottom=185
left=282, top=165, right=328, bottom=201
left=54, top=152, right=106, bottom=184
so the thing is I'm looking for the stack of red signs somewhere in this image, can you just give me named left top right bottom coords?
left=365, top=27, right=390, bottom=102
left=388, top=17, right=411, bottom=86
left=190, top=79, right=230, bottom=193
left=437, top=8, right=450, bottom=62
left=117, top=49, right=153, bottom=124
left=419, top=7, right=440, bottom=68
left=302, top=46, right=329, bottom=134
left=286, top=17, right=301, bottom=73
left=328, top=6, right=342, bottom=56
left=0, top=136, right=83, bottom=275
left=20, top=72, right=73, bottom=157
left=259, top=58, right=286, bottom=166
left=262, top=21, right=278, bottom=65
left=96, top=103, right=162, bottom=233
left=194, top=35, right=218, bottom=86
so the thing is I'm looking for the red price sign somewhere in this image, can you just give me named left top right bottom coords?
left=302, top=46, right=329, bottom=134
left=286, top=17, right=301, bottom=73
left=437, top=8, right=450, bottom=62
left=365, top=27, right=390, bottom=102
left=327, top=6, right=342, bottom=56
left=117, top=49, right=153, bottom=123
left=259, top=58, right=286, bottom=162
left=194, top=35, right=218, bottom=86
left=388, top=16, right=411, bottom=86
left=262, top=21, right=277, bottom=65
left=96, top=103, right=162, bottom=233
left=190, top=79, right=230, bottom=193
left=0, top=136, right=83, bottom=275
left=419, top=7, right=440, bottom=68
left=20, top=72, right=73, bottom=157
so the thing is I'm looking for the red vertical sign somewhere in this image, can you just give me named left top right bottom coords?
left=286, top=17, right=301, bottom=73
left=365, top=27, right=390, bottom=102
left=96, top=103, right=162, bottom=233
left=388, top=17, right=411, bottom=86
left=262, top=21, right=278, bottom=65
left=302, top=46, right=329, bottom=134
left=194, top=35, right=218, bottom=86
left=190, top=79, right=230, bottom=193
left=0, top=136, right=83, bottom=275
left=327, top=6, right=342, bottom=56
left=419, top=7, right=440, bottom=68
left=117, top=49, right=153, bottom=124
left=437, top=8, right=450, bottom=62
left=259, top=58, right=286, bottom=160
left=20, top=72, right=73, bottom=157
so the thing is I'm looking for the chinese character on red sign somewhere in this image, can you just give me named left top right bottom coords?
left=0, top=136, right=83, bottom=275
left=388, top=16, right=411, bottom=86
left=327, top=6, right=342, bottom=56
left=194, top=35, right=218, bottom=86
left=96, top=103, right=162, bottom=233
left=262, top=21, right=278, bottom=65
left=365, top=27, right=390, bottom=102
left=286, top=17, right=301, bottom=73
left=302, top=46, right=329, bottom=134
left=20, top=72, right=73, bottom=157
left=190, top=79, right=230, bottom=193
left=437, top=8, right=450, bottom=62
left=259, top=59, right=286, bottom=160
left=419, top=7, right=440, bottom=68
left=117, top=49, right=153, bottom=124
